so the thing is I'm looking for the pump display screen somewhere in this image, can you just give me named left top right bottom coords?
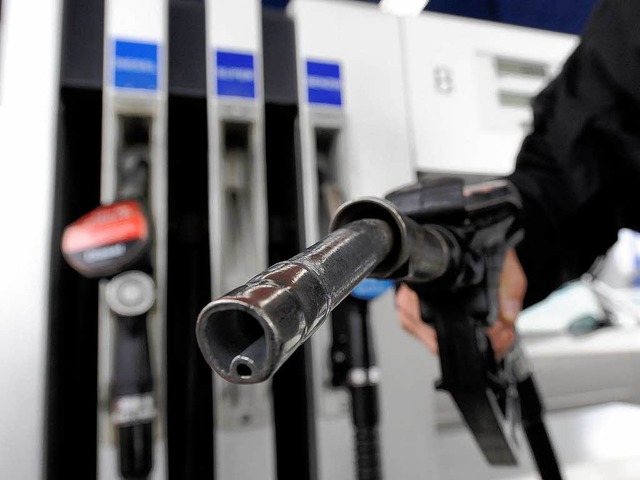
left=495, top=57, right=547, bottom=78
left=498, top=91, right=533, bottom=108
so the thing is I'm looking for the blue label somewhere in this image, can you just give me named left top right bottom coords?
left=351, top=279, right=395, bottom=301
left=113, top=40, right=158, bottom=91
left=306, top=60, right=342, bottom=107
left=633, top=232, right=640, bottom=287
left=216, top=51, right=256, bottom=99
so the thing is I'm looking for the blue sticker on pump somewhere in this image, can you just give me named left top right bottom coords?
left=351, top=279, right=395, bottom=301
left=306, top=60, right=342, bottom=107
left=216, top=50, right=256, bottom=99
left=113, top=40, right=159, bottom=91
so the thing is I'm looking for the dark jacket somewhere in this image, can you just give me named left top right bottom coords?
left=508, top=0, right=640, bottom=305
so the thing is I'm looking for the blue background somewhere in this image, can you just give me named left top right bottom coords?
left=113, top=40, right=159, bottom=91
left=216, top=51, right=256, bottom=99
left=307, top=60, right=342, bottom=107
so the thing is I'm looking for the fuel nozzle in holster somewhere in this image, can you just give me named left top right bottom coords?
left=61, top=145, right=156, bottom=480
left=330, top=292, right=385, bottom=480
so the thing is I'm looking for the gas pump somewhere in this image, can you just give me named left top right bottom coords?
left=34, top=1, right=214, bottom=478
left=287, top=1, right=439, bottom=478
left=3, top=1, right=287, bottom=478
left=204, top=1, right=275, bottom=478
left=400, top=11, right=577, bottom=177
left=59, top=0, right=171, bottom=477
left=0, top=1, right=64, bottom=478
left=97, top=1, right=169, bottom=476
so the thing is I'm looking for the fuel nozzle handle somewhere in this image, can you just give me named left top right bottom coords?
left=106, top=271, right=157, bottom=480
left=196, top=195, right=458, bottom=384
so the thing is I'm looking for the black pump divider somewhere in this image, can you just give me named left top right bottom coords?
left=267, top=105, right=318, bottom=480
left=167, top=2, right=214, bottom=479
left=166, top=95, right=213, bottom=480
left=50, top=1, right=215, bottom=479
left=168, top=0, right=207, bottom=98
left=59, top=0, right=104, bottom=89
left=46, top=87, right=103, bottom=480
left=263, top=9, right=299, bottom=106
left=46, top=0, right=105, bottom=477
left=264, top=10, right=318, bottom=480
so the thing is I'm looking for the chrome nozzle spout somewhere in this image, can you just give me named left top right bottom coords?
left=196, top=197, right=448, bottom=383
left=196, top=213, right=398, bottom=383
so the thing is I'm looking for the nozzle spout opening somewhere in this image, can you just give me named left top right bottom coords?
left=196, top=303, right=269, bottom=383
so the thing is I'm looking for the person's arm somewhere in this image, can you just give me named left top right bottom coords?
left=397, top=0, right=640, bottom=350
left=509, top=0, right=640, bottom=305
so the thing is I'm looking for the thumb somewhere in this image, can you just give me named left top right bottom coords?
left=498, top=249, right=527, bottom=324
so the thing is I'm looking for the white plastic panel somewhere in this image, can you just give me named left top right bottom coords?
left=402, top=12, right=578, bottom=176
left=207, top=0, right=262, bottom=53
left=292, top=0, right=417, bottom=243
left=102, top=0, right=169, bottom=199
left=205, top=0, right=266, bottom=300
left=438, top=403, right=640, bottom=480
left=205, top=2, right=274, bottom=479
left=106, top=0, right=165, bottom=41
left=289, top=1, right=440, bottom=479
left=0, top=1, right=63, bottom=478
left=100, top=0, right=169, bottom=478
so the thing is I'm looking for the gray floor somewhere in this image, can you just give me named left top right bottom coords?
left=436, top=402, right=640, bottom=480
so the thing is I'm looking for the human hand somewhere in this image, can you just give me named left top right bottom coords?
left=395, top=248, right=527, bottom=359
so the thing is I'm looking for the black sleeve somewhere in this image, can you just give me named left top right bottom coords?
left=507, top=0, right=640, bottom=306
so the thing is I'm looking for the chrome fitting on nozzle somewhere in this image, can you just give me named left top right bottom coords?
left=329, top=197, right=413, bottom=278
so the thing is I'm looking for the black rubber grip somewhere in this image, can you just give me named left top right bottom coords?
left=113, top=314, right=155, bottom=480
left=517, top=377, right=563, bottom=480
left=354, top=426, right=382, bottom=480
left=113, top=315, right=153, bottom=397
left=119, top=422, right=153, bottom=480
left=522, top=420, right=563, bottom=480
